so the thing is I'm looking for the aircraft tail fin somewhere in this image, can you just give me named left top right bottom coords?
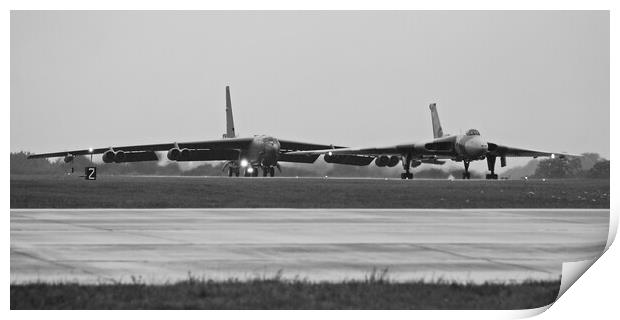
left=224, top=86, right=236, bottom=138
left=429, top=103, right=444, bottom=138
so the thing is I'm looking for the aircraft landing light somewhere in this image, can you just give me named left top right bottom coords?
left=88, top=147, right=94, bottom=153
left=551, top=153, right=555, bottom=159
left=240, top=159, right=249, bottom=167
left=247, top=167, right=254, bottom=173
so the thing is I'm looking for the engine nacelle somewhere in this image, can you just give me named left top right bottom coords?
left=63, top=154, right=74, bottom=163
left=324, top=154, right=374, bottom=166
left=180, top=149, right=191, bottom=161
left=114, top=150, right=126, bottom=163
left=410, top=160, right=422, bottom=168
left=167, top=148, right=181, bottom=161
left=375, top=155, right=389, bottom=167
left=387, top=156, right=400, bottom=167
left=102, top=150, right=115, bottom=163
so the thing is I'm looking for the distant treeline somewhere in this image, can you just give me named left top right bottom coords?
left=10, top=151, right=609, bottom=179
left=504, top=153, right=610, bottom=179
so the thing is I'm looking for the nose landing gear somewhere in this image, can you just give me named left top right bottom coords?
left=462, top=161, right=471, bottom=179
left=261, top=166, right=276, bottom=177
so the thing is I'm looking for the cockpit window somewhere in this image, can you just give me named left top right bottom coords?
left=465, top=129, right=480, bottom=136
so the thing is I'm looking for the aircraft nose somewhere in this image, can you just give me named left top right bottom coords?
left=468, top=138, right=488, bottom=156
left=262, top=141, right=280, bottom=165
left=480, top=141, right=488, bottom=152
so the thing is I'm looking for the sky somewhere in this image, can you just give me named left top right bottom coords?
left=10, top=11, right=609, bottom=171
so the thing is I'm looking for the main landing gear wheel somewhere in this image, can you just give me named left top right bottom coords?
left=252, top=168, right=259, bottom=177
left=401, top=172, right=414, bottom=180
left=263, top=168, right=269, bottom=177
left=228, top=167, right=234, bottom=177
left=485, top=156, right=498, bottom=180
left=269, top=167, right=275, bottom=177
left=462, top=172, right=471, bottom=179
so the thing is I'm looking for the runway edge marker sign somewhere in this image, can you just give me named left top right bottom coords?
left=84, top=167, right=96, bottom=180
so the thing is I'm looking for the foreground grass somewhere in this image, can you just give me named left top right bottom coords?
left=10, top=175, right=609, bottom=208
left=11, top=277, right=560, bottom=310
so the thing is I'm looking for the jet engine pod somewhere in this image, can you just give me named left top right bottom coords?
left=375, top=155, right=389, bottom=167
left=102, top=150, right=116, bottom=163
left=114, top=150, right=126, bottom=163
left=63, top=154, right=75, bottom=163
left=410, top=160, right=422, bottom=168
left=167, top=148, right=181, bottom=161
left=387, top=156, right=400, bottom=167
left=324, top=154, right=374, bottom=166
left=180, top=149, right=191, bottom=161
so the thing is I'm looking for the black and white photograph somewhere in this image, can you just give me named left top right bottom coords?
left=8, top=9, right=612, bottom=313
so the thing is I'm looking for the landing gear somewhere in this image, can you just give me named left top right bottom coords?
left=244, top=167, right=257, bottom=177
left=400, top=154, right=414, bottom=179
left=485, top=156, right=498, bottom=180
left=224, top=161, right=240, bottom=177
left=462, top=161, right=471, bottom=179
left=261, top=167, right=276, bottom=177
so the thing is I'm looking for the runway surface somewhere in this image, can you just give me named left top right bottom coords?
left=11, top=209, right=609, bottom=284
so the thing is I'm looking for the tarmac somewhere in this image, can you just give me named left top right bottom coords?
left=10, top=208, right=609, bottom=284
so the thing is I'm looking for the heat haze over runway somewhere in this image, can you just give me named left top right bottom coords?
left=11, top=209, right=608, bottom=284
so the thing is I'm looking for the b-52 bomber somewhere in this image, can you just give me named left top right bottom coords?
left=289, top=103, right=577, bottom=179
left=28, top=86, right=338, bottom=177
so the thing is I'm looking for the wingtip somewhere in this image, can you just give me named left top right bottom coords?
left=556, top=153, right=581, bottom=159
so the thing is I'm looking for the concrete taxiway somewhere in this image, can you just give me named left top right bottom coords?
left=10, top=209, right=608, bottom=284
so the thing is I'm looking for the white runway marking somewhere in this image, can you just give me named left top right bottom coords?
left=10, top=209, right=608, bottom=284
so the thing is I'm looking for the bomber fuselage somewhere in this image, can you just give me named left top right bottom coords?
left=417, top=129, right=488, bottom=161
left=239, top=135, right=281, bottom=167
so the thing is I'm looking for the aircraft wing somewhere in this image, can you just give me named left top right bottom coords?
left=26, top=137, right=255, bottom=159
left=284, top=144, right=451, bottom=167
left=285, top=144, right=412, bottom=157
left=277, top=140, right=347, bottom=152
left=274, top=140, right=350, bottom=163
left=487, top=143, right=579, bottom=158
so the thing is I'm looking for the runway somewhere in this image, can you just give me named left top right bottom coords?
left=10, top=209, right=608, bottom=284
